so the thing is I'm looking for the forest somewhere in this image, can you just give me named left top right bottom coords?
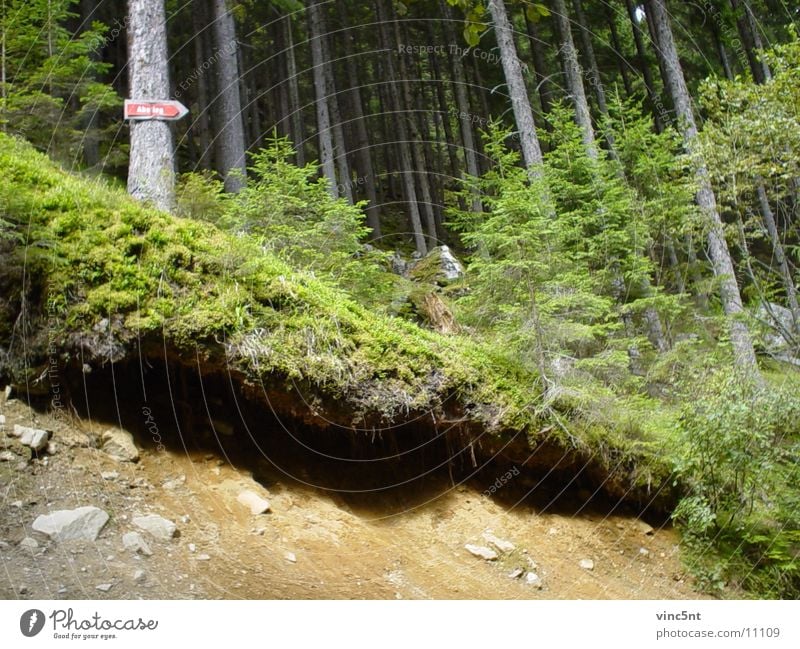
left=0, top=0, right=799, bottom=600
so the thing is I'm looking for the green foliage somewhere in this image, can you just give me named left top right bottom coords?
left=673, top=369, right=800, bottom=597
left=0, top=0, right=120, bottom=166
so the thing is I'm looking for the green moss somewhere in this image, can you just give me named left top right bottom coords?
left=0, top=132, right=671, bottom=490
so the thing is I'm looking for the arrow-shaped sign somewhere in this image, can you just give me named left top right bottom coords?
left=124, top=99, right=189, bottom=121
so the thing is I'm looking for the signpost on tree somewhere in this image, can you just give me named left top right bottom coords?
left=124, top=99, right=189, bottom=121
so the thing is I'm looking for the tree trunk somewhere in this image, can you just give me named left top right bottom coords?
left=127, top=0, right=175, bottom=211
left=308, top=0, right=337, bottom=198
left=283, top=16, right=305, bottom=166
left=341, top=7, right=380, bottom=237
left=377, top=0, right=426, bottom=254
left=729, top=0, right=771, bottom=83
left=487, top=0, right=543, bottom=170
left=757, top=183, right=799, bottom=319
left=320, top=19, right=353, bottom=204
left=211, top=0, right=246, bottom=192
left=606, top=7, right=633, bottom=96
left=646, top=0, right=759, bottom=374
left=553, top=0, right=597, bottom=156
left=79, top=0, right=100, bottom=168
left=190, top=0, right=213, bottom=169
left=523, top=12, right=554, bottom=120
left=624, top=0, right=663, bottom=132
left=442, top=1, right=482, bottom=211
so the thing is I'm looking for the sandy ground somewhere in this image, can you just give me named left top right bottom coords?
left=0, top=395, right=704, bottom=600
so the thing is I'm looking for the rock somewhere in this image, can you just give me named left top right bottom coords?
left=408, top=245, right=465, bottom=284
left=508, top=568, right=524, bottom=579
left=132, top=514, right=177, bottom=541
left=122, top=531, right=152, bottom=556
left=11, top=500, right=22, bottom=508
left=196, top=553, right=211, bottom=561
left=188, top=543, right=196, bottom=553
left=19, top=537, right=39, bottom=550
left=635, top=519, right=655, bottom=536
left=464, top=544, right=498, bottom=561
left=284, top=551, right=297, bottom=563
left=101, top=428, right=139, bottom=462
left=32, top=506, right=109, bottom=542
left=0, top=414, right=5, bottom=428
left=756, top=302, right=800, bottom=365
left=0, top=450, right=16, bottom=462
left=14, top=425, right=50, bottom=451
left=133, top=569, right=146, bottom=583
left=162, top=475, right=186, bottom=490
left=95, top=583, right=112, bottom=592
left=482, top=531, right=515, bottom=553
left=237, top=490, right=271, bottom=515
left=579, top=558, right=595, bottom=571
left=180, top=515, right=190, bottom=524
left=639, top=547, right=650, bottom=557
left=100, top=471, right=119, bottom=481
left=525, top=572, right=543, bottom=589
left=45, top=442, right=57, bottom=455
left=4, top=385, right=12, bottom=400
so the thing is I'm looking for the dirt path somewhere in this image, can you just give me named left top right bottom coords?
left=0, top=397, right=703, bottom=600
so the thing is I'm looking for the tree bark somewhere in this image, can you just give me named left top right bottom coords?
left=523, top=12, right=554, bottom=120
left=729, top=0, right=771, bottom=83
left=211, top=0, right=247, bottom=192
left=606, top=6, right=633, bottom=96
left=553, top=0, right=597, bottom=156
left=377, top=0, right=426, bottom=253
left=127, top=0, right=175, bottom=211
left=646, top=0, right=759, bottom=374
left=341, top=7, right=381, bottom=237
left=442, top=1, right=482, bottom=211
left=283, top=16, right=305, bottom=166
left=487, top=0, right=543, bottom=170
left=308, top=0, right=337, bottom=198
left=190, top=0, right=213, bottom=169
left=624, top=0, right=663, bottom=132
left=757, top=183, right=799, bottom=319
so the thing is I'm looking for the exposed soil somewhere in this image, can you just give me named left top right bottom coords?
left=0, top=393, right=704, bottom=600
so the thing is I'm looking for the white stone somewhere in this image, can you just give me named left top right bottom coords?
left=237, top=490, right=271, bottom=515
left=464, top=544, right=498, bottom=561
left=133, top=569, right=146, bottom=583
left=15, top=425, right=50, bottom=451
left=122, top=531, right=152, bottom=556
left=0, top=450, right=16, bottom=462
left=132, top=514, right=177, bottom=541
left=19, top=537, right=39, bottom=550
left=101, top=428, right=139, bottom=462
left=482, top=531, right=515, bottom=553
left=579, top=558, right=595, bottom=571
left=101, top=471, right=118, bottom=481
left=525, top=572, right=543, bottom=588
left=508, top=568, right=524, bottom=579
left=95, top=583, right=112, bottom=592
left=32, top=506, right=109, bottom=541
left=284, top=551, right=297, bottom=563
left=196, top=553, right=211, bottom=561
left=188, top=543, right=196, bottom=553
left=3, top=385, right=12, bottom=400
left=635, top=519, right=655, bottom=536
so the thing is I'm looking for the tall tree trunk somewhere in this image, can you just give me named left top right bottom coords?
left=710, top=19, right=734, bottom=80
left=729, top=0, right=771, bottom=83
left=308, top=0, right=337, bottom=197
left=190, top=0, right=213, bottom=169
left=553, top=0, right=597, bottom=156
left=441, top=1, right=481, bottom=211
left=377, top=0, right=426, bottom=254
left=524, top=13, right=554, bottom=121
left=79, top=0, right=100, bottom=168
left=211, top=0, right=246, bottom=192
left=624, top=0, right=663, bottom=132
left=341, top=6, right=380, bottom=237
left=320, top=18, right=352, bottom=204
left=127, top=0, right=175, bottom=211
left=282, top=16, right=305, bottom=166
left=396, top=20, right=437, bottom=245
left=646, top=0, right=759, bottom=374
left=606, top=7, right=633, bottom=96
left=757, top=183, right=799, bottom=319
left=487, top=0, right=543, bottom=170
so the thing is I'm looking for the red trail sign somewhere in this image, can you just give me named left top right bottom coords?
left=124, top=99, right=188, bottom=121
